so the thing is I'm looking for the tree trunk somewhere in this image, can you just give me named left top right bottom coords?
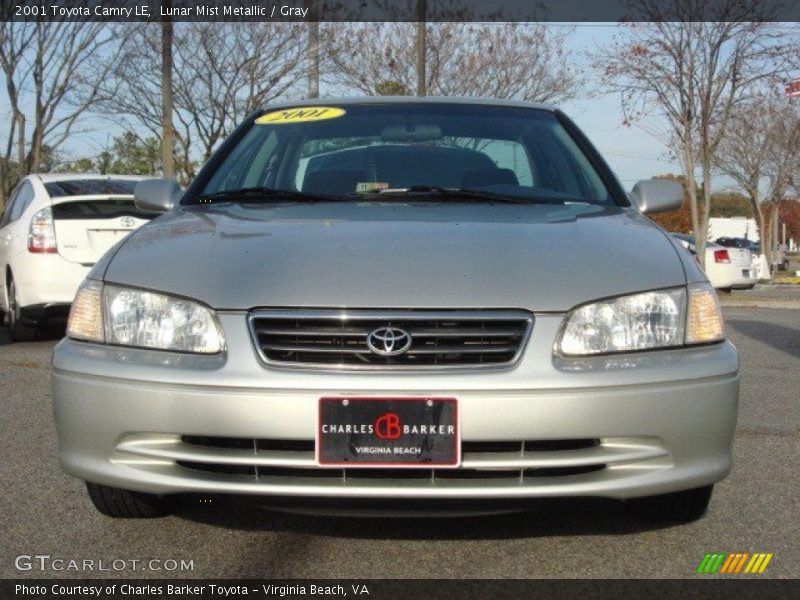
left=17, top=113, right=26, bottom=179
left=307, top=4, right=319, bottom=99
left=0, top=159, right=8, bottom=210
left=752, top=198, right=770, bottom=279
left=696, top=157, right=714, bottom=271
left=415, top=1, right=426, bottom=97
left=682, top=134, right=704, bottom=268
left=29, top=121, right=44, bottom=173
left=1, top=114, right=17, bottom=208
left=161, top=18, right=175, bottom=178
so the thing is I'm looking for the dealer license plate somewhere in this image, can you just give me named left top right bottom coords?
left=317, top=397, right=459, bottom=467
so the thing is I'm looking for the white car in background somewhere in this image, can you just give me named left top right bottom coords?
left=671, top=233, right=755, bottom=291
left=0, top=174, right=154, bottom=341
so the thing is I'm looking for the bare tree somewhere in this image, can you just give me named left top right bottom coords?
left=325, top=23, right=580, bottom=104
left=0, top=20, right=123, bottom=204
left=595, top=2, right=799, bottom=267
left=100, top=23, right=307, bottom=183
left=715, top=94, right=800, bottom=273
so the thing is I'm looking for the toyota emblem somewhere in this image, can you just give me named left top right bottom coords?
left=366, top=327, right=413, bottom=356
left=120, top=216, right=136, bottom=228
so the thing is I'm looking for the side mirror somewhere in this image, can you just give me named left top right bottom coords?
left=629, top=179, right=683, bottom=214
left=134, top=178, right=182, bottom=212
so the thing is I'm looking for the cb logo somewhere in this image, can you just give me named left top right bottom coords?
left=374, top=412, right=402, bottom=440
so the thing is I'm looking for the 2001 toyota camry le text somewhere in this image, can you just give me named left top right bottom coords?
left=51, top=98, right=738, bottom=523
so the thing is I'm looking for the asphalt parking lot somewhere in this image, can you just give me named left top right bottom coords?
left=1, top=294, right=798, bottom=579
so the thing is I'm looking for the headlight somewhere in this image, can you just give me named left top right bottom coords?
left=557, top=283, right=724, bottom=356
left=67, top=281, right=225, bottom=354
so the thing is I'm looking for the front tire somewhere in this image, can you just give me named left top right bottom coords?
left=626, top=485, right=713, bottom=523
left=6, top=277, right=37, bottom=342
left=86, top=482, right=174, bottom=518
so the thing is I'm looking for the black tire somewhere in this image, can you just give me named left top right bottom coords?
left=6, top=277, right=37, bottom=342
left=86, top=482, right=174, bottom=518
left=626, top=485, right=713, bottom=523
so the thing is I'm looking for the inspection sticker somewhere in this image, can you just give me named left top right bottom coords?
left=256, top=106, right=346, bottom=125
left=356, top=182, right=390, bottom=193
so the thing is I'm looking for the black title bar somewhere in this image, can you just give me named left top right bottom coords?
left=3, top=0, right=800, bottom=22
left=3, top=579, right=800, bottom=600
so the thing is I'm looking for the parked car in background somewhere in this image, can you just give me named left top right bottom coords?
left=0, top=174, right=154, bottom=341
left=671, top=233, right=755, bottom=291
left=53, top=98, right=738, bottom=525
left=773, top=243, right=789, bottom=272
left=715, top=236, right=788, bottom=273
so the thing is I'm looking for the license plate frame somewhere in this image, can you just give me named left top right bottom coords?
left=316, top=396, right=460, bottom=468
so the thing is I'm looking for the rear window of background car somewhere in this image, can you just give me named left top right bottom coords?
left=44, top=179, right=138, bottom=197
left=51, top=199, right=158, bottom=221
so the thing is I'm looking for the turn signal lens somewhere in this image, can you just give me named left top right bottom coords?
left=67, top=280, right=104, bottom=342
left=686, top=283, right=724, bottom=344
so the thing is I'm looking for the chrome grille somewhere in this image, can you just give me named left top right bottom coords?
left=247, top=309, right=533, bottom=369
left=176, top=436, right=608, bottom=482
left=115, top=433, right=672, bottom=494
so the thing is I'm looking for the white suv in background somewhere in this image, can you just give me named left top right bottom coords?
left=0, top=174, right=153, bottom=341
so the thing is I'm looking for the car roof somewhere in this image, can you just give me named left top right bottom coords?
left=31, top=173, right=149, bottom=184
left=260, top=96, right=557, bottom=113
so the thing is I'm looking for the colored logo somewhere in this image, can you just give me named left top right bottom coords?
left=696, top=552, right=773, bottom=574
left=374, top=412, right=402, bottom=440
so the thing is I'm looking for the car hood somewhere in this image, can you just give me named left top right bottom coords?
left=103, top=202, right=686, bottom=312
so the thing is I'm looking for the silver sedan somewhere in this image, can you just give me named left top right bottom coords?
left=52, top=97, right=737, bottom=524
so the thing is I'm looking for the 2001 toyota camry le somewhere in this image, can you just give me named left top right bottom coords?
left=52, top=97, right=738, bottom=523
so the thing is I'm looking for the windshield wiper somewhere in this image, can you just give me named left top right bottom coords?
left=353, top=185, right=568, bottom=205
left=192, top=187, right=344, bottom=204
left=194, top=185, right=588, bottom=206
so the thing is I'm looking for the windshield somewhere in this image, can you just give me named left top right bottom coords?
left=195, top=103, right=615, bottom=205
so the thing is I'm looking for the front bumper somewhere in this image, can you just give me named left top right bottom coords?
left=51, top=313, right=739, bottom=500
